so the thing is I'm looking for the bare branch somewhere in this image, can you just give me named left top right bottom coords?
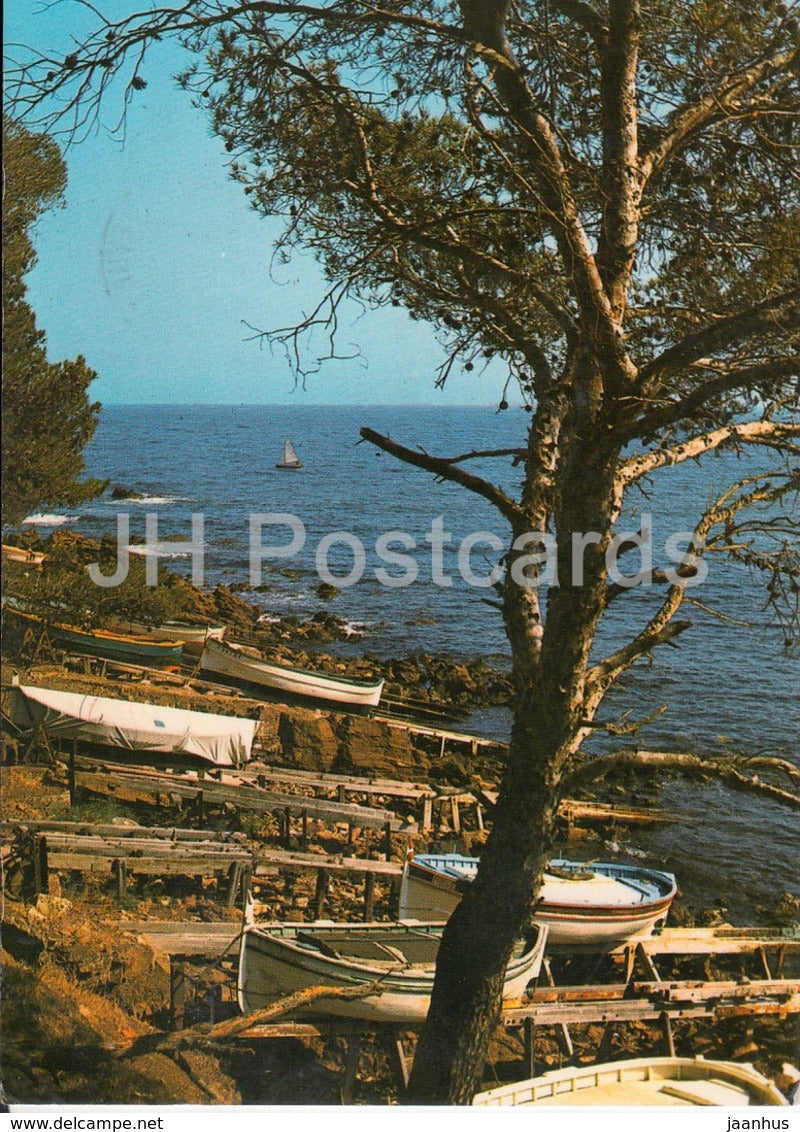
left=359, top=426, right=524, bottom=523
left=565, top=749, right=800, bottom=810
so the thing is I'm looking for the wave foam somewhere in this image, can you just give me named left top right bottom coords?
left=22, top=513, right=79, bottom=526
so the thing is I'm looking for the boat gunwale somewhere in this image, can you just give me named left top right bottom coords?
left=406, top=855, right=677, bottom=912
left=471, top=1056, right=789, bottom=1107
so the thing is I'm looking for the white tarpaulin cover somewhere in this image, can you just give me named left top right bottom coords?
left=11, top=684, right=258, bottom=767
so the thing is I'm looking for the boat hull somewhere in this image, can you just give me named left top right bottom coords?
left=400, top=855, right=676, bottom=947
left=127, top=621, right=225, bottom=656
left=200, top=639, right=384, bottom=707
left=9, top=684, right=258, bottom=767
left=472, top=1056, right=789, bottom=1106
left=3, top=606, right=183, bottom=667
left=238, top=920, right=547, bottom=1024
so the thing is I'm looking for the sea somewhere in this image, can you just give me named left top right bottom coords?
left=22, top=404, right=800, bottom=917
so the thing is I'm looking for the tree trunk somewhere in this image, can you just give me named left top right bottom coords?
left=404, top=682, right=563, bottom=1103
left=405, top=430, right=621, bottom=1104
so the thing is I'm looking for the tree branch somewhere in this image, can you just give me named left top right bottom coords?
left=618, top=419, right=800, bottom=486
left=564, top=749, right=800, bottom=810
left=638, top=46, right=799, bottom=191
left=634, top=289, right=800, bottom=393
left=359, top=427, right=524, bottom=522
left=622, top=356, right=800, bottom=439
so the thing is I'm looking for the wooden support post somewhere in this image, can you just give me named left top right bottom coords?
left=388, top=878, right=401, bottom=920
left=636, top=942, right=661, bottom=982
left=776, top=946, right=786, bottom=978
left=34, top=835, right=49, bottom=895
left=301, top=810, right=309, bottom=850
left=241, top=866, right=252, bottom=915
left=337, top=784, right=347, bottom=803
left=660, top=1011, right=676, bottom=1057
left=364, top=872, right=376, bottom=922
left=756, top=946, right=772, bottom=980
left=450, top=796, right=461, bottom=834
left=392, top=1031, right=411, bottom=1089
left=340, top=1037, right=362, bottom=1105
left=523, top=1017, right=536, bottom=1078
left=196, top=789, right=204, bottom=826
left=68, top=741, right=77, bottom=806
left=475, top=802, right=484, bottom=831
left=383, top=822, right=392, bottom=857
left=283, top=808, right=292, bottom=848
left=542, top=957, right=573, bottom=1058
left=115, top=859, right=128, bottom=901
left=347, top=823, right=355, bottom=846
left=170, top=959, right=187, bottom=1031
left=226, top=862, right=243, bottom=909
left=314, top=869, right=330, bottom=918
left=421, top=796, right=433, bottom=831
left=439, top=736, right=446, bottom=759
left=595, top=1022, right=616, bottom=1063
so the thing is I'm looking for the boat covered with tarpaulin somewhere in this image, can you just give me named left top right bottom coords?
left=8, top=683, right=258, bottom=767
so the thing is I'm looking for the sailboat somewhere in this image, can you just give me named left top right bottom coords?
left=276, top=438, right=302, bottom=469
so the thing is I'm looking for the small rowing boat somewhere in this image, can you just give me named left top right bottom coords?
left=399, top=853, right=676, bottom=947
left=471, top=1056, right=789, bottom=1106
left=2, top=605, right=184, bottom=667
left=238, top=920, right=547, bottom=1024
left=9, top=683, right=258, bottom=767
left=125, top=620, right=226, bottom=656
left=200, top=637, right=384, bottom=708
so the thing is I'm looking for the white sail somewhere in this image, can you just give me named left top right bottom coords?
left=278, top=438, right=301, bottom=467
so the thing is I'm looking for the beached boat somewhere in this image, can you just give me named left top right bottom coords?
left=471, top=1056, right=789, bottom=1106
left=238, top=920, right=547, bottom=1024
left=200, top=637, right=384, bottom=708
left=276, top=438, right=302, bottom=469
left=2, top=605, right=184, bottom=667
left=8, top=683, right=259, bottom=767
left=399, top=853, right=676, bottom=947
left=125, top=620, right=226, bottom=656
left=2, top=544, right=46, bottom=567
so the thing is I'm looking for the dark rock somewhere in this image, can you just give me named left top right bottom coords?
left=316, top=583, right=340, bottom=601
left=110, top=485, right=145, bottom=500
left=278, top=712, right=340, bottom=771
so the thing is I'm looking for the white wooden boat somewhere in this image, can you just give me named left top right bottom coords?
left=238, top=920, right=547, bottom=1024
left=400, top=853, right=676, bottom=947
left=276, top=438, right=302, bottom=469
left=126, top=620, right=226, bottom=656
left=472, top=1056, right=789, bottom=1106
left=9, top=683, right=258, bottom=767
left=200, top=637, right=384, bottom=708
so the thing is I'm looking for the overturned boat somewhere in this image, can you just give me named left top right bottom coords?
left=8, top=683, right=258, bottom=767
left=200, top=637, right=384, bottom=708
left=472, top=1056, right=789, bottom=1106
left=238, top=920, right=547, bottom=1024
left=399, top=853, right=676, bottom=947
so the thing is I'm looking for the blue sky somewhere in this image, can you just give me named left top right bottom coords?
left=5, top=2, right=504, bottom=406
